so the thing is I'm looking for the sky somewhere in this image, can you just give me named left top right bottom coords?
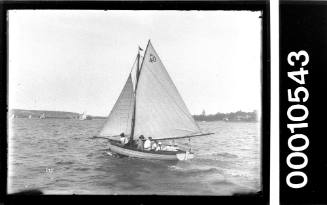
left=8, top=10, right=262, bottom=116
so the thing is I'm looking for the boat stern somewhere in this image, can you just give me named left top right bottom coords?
left=176, top=151, right=194, bottom=161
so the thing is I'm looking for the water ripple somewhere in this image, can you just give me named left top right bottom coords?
left=8, top=119, right=261, bottom=195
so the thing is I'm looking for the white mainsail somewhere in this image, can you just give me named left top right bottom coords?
left=99, top=74, right=135, bottom=137
left=40, top=113, right=45, bottom=119
left=79, top=112, right=86, bottom=120
left=133, top=41, right=201, bottom=140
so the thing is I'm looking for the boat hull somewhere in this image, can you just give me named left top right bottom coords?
left=107, top=140, right=193, bottom=161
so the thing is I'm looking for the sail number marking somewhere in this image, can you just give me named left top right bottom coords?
left=286, top=50, right=310, bottom=189
left=149, top=54, right=157, bottom=63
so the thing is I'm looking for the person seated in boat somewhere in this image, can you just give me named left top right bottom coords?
left=171, top=139, right=177, bottom=147
left=160, top=142, right=168, bottom=151
left=120, top=133, right=129, bottom=146
left=137, top=135, right=145, bottom=151
left=150, top=139, right=158, bottom=151
left=156, top=141, right=162, bottom=151
left=153, top=140, right=164, bottom=151
left=143, top=137, right=152, bottom=151
left=163, top=140, right=178, bottom=151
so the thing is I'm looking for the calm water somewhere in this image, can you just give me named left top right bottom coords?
left=8, top=119, right=261, bottom=195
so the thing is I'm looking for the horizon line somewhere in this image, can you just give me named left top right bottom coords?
left=8, top=107, right=259, bottom=117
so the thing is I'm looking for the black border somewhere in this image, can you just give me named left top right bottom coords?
left=0, top=1, right=270, bottom=204
left=280, top=1, right=327, bottom=204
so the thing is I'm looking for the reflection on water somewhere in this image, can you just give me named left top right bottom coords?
left=8, top=119, right=261, bottom=195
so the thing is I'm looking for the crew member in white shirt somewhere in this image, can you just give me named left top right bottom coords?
left=120, top=133, right=129, bottom=145
left=143, top=137, right=152, bottom=151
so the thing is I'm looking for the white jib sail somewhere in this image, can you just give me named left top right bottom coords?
left=134, top=41, right=201, bottom=140
left=99, top=74, right=135, bottom=137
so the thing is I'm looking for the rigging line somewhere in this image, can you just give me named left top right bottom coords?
left=126, top=77, right=134, bottom=134
left=129, top=54, right=139, bottom=74
left=91, top=135, right=120, bottom=140
left=141, top=63, right=199, bottom=129
left=154, top=132, right=214, bottom=141
left=174, top=128, right=202, bottom=132
left=137, top=41, right=150, bottom=88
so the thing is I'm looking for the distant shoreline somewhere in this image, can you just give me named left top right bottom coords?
left=8, top=109, right=106, bottom=119
left=8, top=109, right=258, bottom=122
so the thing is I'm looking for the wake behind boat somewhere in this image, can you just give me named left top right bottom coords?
left=94, top=40, right=213, bottom=161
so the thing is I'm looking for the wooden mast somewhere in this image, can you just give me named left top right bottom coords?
left=130, top=40, right=150, bottom=142
left=129, top=51, right=139, bottom=142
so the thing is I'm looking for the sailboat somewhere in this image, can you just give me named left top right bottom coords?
left=40, top=113, right=45, bottom=119
left=28, top=115, right=32, bottom=119
left=79, top=112, right=91, bottom=120
left=79, top=112, right=87, bottom=120
left=96, top=40, right=213, bottom=161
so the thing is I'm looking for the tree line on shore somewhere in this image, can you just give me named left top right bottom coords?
left=193, top=110, right=258, bottom=122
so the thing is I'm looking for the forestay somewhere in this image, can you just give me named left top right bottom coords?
left=130, top=56, right=138, bottom=92
left=99, top=74, right=135, bottom=137
left=133, top=41, right=201, bottom=140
